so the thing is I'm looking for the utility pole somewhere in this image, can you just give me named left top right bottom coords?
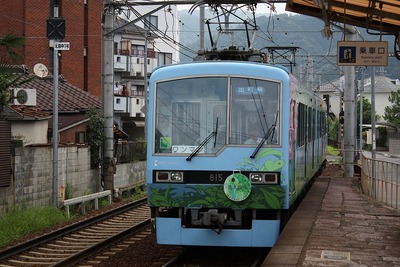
left=371, top=66, right=376, bottom=197
left=359, top=68, right=365, bottom=154
left=306, top=56, right=313, bottom=90
left=200, top=6, right=205, bottom=50
left=144, top=31, right=149, bottom=138
left=52, top=29, right=59, bottom=208
left=102, top=0, right=115, bottom=195
left=343, top=25, right=357, bottom=177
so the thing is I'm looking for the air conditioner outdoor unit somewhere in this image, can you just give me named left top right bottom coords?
left=12, top=88, right=37, bottom=106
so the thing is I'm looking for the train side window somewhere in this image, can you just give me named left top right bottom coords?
left=297, top=104, right=300, bottom=146
left=297, top=103, right=307, bottom=147
left=308, top=106, right=312, bottom=142
left=312, top=108, right=315, bottom=140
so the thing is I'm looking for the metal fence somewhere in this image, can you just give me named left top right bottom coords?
left=115, top=141, right=147, bottom=164
left=360, top=153, right=400, bottom=209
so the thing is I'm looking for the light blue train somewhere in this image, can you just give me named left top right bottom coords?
left=146, top=57, right=327, bottom=247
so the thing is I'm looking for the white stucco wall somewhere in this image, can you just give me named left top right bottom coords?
left=320, top=91, right=392, bottom=122
left=131, top=5, right=180, bottom=63
left=11, top=120, right=48, bottom=145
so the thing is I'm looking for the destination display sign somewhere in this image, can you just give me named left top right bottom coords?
left=235, top=86, right=265, bottom=95
left=337, top=41, right=388, bottom=66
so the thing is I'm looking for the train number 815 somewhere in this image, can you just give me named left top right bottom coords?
left=209, top=173, right=224, bottom=182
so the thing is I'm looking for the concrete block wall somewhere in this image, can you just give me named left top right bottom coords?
left=115, top=161, right=146, bottom=190
left=57, top=146, right=101, bottom=199
left=13, top=147, right=53, bottom=208
left=0, top=146, right=99, bottom=212
left=0, top=146, right=147, bottom=213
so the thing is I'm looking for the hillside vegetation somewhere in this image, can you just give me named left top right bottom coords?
left=178, top=10, right=399, bottom=80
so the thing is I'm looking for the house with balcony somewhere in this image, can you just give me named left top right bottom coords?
left=113, top=20, right=152, bottom=141
left=112, top=6, right=179, bottom=141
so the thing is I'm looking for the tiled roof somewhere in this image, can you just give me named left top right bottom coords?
left=17, top=74, right=101, bottom=113
left=4, top=66, right=101, bottom=121
left=114, top=125, right=129, bottom=139
left=318, top=75, right=400, bottom=93
left=5, top=106, right=50, bottom=120
left=0, top=106, right=50, bottom=120
left=48, top=114, right=89, bottom=131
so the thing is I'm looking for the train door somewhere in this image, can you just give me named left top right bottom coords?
left=316, top=109, right=320, bottom=167
left=307, top=106, right=314, bottom=177
left=311, top=107, right=315, bottom=171
left=296, top=103, right=306, bottom=188
left=289, top=99, right=296, bottom=195
left=305, top=106, right=309, bottom=179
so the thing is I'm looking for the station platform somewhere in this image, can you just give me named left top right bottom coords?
left=262, top=175, right=400, bottom=266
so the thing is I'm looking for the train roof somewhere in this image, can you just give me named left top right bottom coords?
left=152, top=61, right=290, bottom=78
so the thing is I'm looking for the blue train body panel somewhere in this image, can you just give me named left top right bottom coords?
left=146, top=61, right=327, bottom=247
left=156, top=218, right=280, bottom=247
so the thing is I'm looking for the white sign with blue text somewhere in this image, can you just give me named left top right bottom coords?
left=337, top=41, right=387, bottom=66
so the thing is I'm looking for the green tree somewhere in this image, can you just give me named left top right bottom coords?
left=86, top=107, right=105, bottom=169
left=356, top=96, right=372, bottom=137
left=327, top=116, right=338, bottom=144
left=0, top=34, right=32, bottom=112
left=357, top=96, right=372, bottom=124
left=0, top=34, right=25, bottom=64
left=383, top=89, right=400, bottom=130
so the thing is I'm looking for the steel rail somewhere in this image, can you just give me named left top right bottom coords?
left=0, top=197, right=147, bottom=260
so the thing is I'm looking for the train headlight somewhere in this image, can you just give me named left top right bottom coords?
left=249, top=172, right=279, bottom=184
left=171, top=172, right=183, bottom=182
left=156, top=172, right=169, bottom=182
left=155, top=171, right=184, bottom=183
left=264, top=173, right=279, bottom=184
left=250, top=173, right=263, bottom=183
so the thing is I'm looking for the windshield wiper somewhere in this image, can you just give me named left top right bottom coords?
left=213, top=117, right=219, bottom=147
left=250, top=112, right=278, bottom=159
left=187, top=118, right=219, bottom=161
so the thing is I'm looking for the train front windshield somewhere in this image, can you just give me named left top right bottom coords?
left=154, top=76, right=280, bottom=154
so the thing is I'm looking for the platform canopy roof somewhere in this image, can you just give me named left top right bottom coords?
left=285, top=0, right=400, bottom=36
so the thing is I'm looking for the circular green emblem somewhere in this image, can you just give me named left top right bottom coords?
left=223, top=173, right=251, bottom=202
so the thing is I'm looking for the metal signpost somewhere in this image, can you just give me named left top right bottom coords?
left=47, top=3, right=66, bottom=207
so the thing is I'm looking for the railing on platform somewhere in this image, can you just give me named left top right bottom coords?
left=360, top=153, right=400, bottom=210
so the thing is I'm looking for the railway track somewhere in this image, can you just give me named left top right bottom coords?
left=0, top=198, right=150, bottom=267
left=164, top=246, right=269, bottom=267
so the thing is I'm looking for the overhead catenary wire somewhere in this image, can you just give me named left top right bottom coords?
left=128, top=6, right=197, bottom=56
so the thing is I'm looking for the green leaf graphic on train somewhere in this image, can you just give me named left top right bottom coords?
left=238, top=148, right=286, bottom=182
left=260, top=188, right=283, bottom=209
left=149, top=184, right=285, bottom=209
left=148, top=186, right=181, bottom=207
left=185, top=185, right=231, bottom=207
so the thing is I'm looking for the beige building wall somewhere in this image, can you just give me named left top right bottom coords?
left=11, top=120, right=48, bottom=145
